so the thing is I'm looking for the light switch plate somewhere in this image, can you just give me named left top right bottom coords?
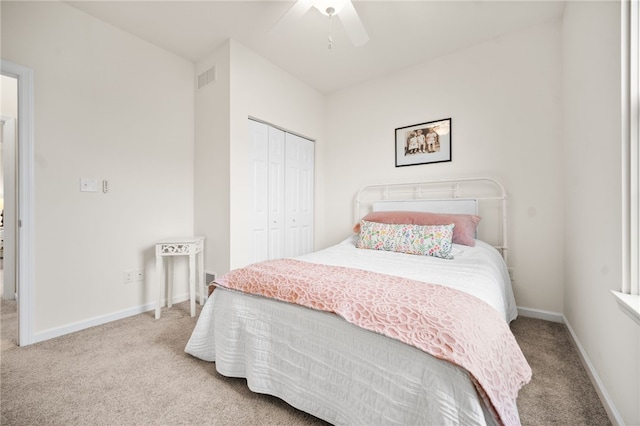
left=80, top=178, right=98, bottom=192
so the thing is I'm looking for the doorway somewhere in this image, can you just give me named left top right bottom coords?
left=1, top=75, right=18, bottom=303
left=1, top=59, right=35, bottom=346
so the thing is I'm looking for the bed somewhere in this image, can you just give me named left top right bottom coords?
left=185, top=178, right=531, bottom=426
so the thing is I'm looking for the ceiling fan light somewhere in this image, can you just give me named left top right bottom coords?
left=312, top=0, right=348, bottom=16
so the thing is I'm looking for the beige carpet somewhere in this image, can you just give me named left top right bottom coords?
left=1, top=299, right=611, bottom=425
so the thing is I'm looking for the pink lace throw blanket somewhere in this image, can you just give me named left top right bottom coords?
left=214, top=258, right=532, bottom=425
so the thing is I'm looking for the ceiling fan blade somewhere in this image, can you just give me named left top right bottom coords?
left=337, top=1, right=369, bottom=47
left=269, top=0, right=314, bottom=34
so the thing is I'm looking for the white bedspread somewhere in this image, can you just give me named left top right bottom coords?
left=298, top=236, right=517, bottom=322
left=185, top=236, right=518, bottom=426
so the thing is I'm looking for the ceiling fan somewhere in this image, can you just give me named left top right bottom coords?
left=270, top=0, right=370, bottom=48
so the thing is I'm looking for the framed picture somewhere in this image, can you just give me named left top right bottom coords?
left=395, top=118, right=451, bottom=167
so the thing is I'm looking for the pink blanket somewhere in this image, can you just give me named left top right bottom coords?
left=215, top=258, right=531, bottom=425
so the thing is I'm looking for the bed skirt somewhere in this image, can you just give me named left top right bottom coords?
left=186, top=289, right=497, bottom=426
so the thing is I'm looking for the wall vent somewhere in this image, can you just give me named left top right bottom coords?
left=205, top=272, right=217, bottom=285
left=197, top=65, right=216, bottom=89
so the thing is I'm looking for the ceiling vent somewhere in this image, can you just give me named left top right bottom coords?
left=197, top=66, right=216, bottom=90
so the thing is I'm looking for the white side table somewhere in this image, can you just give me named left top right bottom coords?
left=155, top=236, right=205, bottom=319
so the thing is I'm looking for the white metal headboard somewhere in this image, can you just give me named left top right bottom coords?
left=354, top=177, right=509, bottom=262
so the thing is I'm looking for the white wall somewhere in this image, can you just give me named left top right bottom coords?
left=227, top=40, right=325, bottom=270
left=323, top=20, right=564, bottom=313
left=1, top=1, right=195, bottom=335
left=193, top=39, right=325, bottom=274
left=1, top=75, right=18, bottom=200
left=194, top=41, right=231, bottom=281
left=1, top=75, right=18, bottom=118
left=562, top=2, right=639, bottom=424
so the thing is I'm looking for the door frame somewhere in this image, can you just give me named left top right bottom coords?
left=1, top=59, right=35, bottom=346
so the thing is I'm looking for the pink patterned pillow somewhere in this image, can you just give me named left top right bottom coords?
left=353, top=211, right=481, bottom=247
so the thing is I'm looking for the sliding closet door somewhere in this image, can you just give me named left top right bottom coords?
left=267, top=127, right=286, bottom=259
left=248, top=119, right=314, bottom=264
left=248, top=120, right=269, bottom=263
left=285, top=133, right=314, bottom=258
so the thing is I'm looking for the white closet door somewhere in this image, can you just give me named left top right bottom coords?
left=267, top=126, right=286, bottom=259
left=285, top=133, right=314, bottom=258
left=248, top=120, right=269, bottom=263
left=249, top=119, right=314, bottom=263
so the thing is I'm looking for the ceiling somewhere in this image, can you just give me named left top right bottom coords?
left=65, top=1, right=566, bottom=94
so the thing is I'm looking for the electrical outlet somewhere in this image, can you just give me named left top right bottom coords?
left=134, top=269, right=144, bottom=282
left=123, top=270, right=134, bottom=284
left=507, top=268, right=515, bottom=282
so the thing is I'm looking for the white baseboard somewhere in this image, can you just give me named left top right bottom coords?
left=32, top=293, right=191, bottom=344
left=562, top=317, right=624, bottom=426
left=517, top=306, right=564, bottom=323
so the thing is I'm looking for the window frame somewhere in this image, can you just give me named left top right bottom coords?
left=616, top=0, right=640, bottom=325
left=623, top=0, right=639, bottom=295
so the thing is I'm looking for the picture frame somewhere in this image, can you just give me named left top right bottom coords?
left=395, top=118, right=451, bottom=167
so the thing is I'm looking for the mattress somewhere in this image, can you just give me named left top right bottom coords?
left=185, top=236, right=519, bottom=425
